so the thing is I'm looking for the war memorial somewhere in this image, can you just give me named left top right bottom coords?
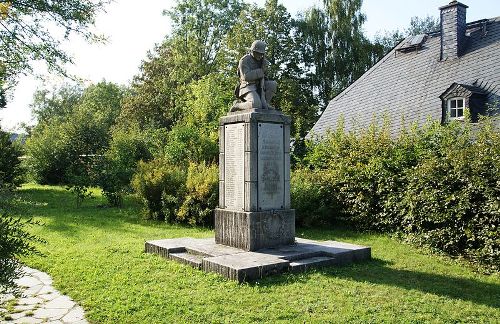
left=145, top=41, right=370, bottom=282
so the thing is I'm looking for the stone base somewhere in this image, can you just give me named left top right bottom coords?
left=145, top=237, right=371, bottom=282
left=214, top=209, right=295, bottom=251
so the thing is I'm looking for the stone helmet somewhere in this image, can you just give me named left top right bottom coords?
left=250, top=40, right=266, bottom=54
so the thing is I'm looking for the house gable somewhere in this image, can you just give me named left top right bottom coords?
left=309, top=2, right=500, bottom=138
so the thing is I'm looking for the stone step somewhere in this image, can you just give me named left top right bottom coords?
left=289, top=256, right=337, bottom=273
left=169, top=252, right=204, bottom=269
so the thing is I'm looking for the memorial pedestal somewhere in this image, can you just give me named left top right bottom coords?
left=145, top=109, right=371, bottom=282
left=215, top=110, right=295, bottom=251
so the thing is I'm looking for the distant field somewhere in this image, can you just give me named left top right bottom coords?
left=11, top=184, right=500, bottom=323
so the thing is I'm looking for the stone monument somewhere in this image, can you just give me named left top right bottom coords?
left=215, top=109, right=295, bottom=251
left=145, top=40, right=371, bottom=282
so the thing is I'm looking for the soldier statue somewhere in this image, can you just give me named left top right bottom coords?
left=230, top=40, right=277, bottom=112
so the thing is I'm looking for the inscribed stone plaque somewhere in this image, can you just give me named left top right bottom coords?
left=258, top=123, right=284, bottom=210
left=224, top=123, right=245, bottom=210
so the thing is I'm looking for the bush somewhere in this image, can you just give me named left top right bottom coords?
left=0, top=214, right=43, bottom=294
left=94, top=125, right=154, bottom=206
left=0, top=130, right=24, bottom=188
left=291, top=169, right=337, bottom=227
left=131, top=158, right=186, bottom=221
left=131, top=160, right=218, bottom=226
left=177, top=162, right=218, bottom=226
left=297, top=116, right=500, bottom=270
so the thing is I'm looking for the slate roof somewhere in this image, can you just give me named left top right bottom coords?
left=309, top=17, right=500, bottom=137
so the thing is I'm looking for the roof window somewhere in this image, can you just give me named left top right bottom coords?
left=397, top=34, right=427, bottom=53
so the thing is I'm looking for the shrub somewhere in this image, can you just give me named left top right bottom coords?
left=131, top=158, right=186, bottom=221
left=296, top=116, right=500, bottom=270
left=0, top=130, right=23, bottom=188
left=94, top=125, right=154, bottom=206
left=0, top=214, right=43, bottom=294
left=177, top=162, right=218, bottom=226
left=291, top=169, right=338, bottom=227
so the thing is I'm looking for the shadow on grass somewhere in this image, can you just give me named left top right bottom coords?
left=17, top=187, right=143, bottom=235
left=261, top=258, right=500, bottom=309
left=17, top=186, right=212, bottom=238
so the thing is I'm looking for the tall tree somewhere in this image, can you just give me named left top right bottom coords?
left=374, top=15, right=440, bottom=54
left=26, top=81, right=124, bottom=184
left=0, top=0, right=108, bottom=106
left=296, top=0, right=376, bottom=110
left=165, top=0, right=244, bottom=81
left=31, top=84, right=83, bottom=125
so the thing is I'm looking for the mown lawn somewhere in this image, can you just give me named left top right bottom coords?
left=11, top=184, right=500, bottom=323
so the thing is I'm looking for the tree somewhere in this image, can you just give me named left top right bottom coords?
left=165, top=0, right=244, bottom=80
left=0, top=0, right=108, bottom=82
left=26, top=81, right=124, bottom=184
left=0, top=129, right=41, bottom=294
left=374, top=15, right=440, bottom=54
left=296, top=0, right=377, bottom=110
left=0, top=128, right=23, bottom=188
left=31, top=84, right=83, bottom=125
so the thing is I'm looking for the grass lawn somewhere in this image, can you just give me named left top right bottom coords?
left=9, top=184, right=500, bottom=323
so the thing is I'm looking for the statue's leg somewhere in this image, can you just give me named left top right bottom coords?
left=265, top=80, right=277, bottom=108
left=245, top=91, right=262, bottom=109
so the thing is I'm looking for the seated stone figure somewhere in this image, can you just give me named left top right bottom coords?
left=231, top=40, right=277, bottom=112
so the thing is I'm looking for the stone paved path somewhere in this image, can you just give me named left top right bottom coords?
left=0, top=267, right=88, bottom=324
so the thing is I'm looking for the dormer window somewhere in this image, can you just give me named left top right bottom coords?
left=447, top=97, right=465, bottom=120
left=440, top=83, right=488, bottom=124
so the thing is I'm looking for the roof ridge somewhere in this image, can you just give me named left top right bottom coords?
left=322, top=40, right=403, bottom=113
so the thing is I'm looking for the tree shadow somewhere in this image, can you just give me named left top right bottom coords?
left=16, top=187, right=142, bottom=236
left=259, top=258, right=500, bottom=309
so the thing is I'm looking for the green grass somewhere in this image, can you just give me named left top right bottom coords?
left=12, top=184, right=500, bottom=323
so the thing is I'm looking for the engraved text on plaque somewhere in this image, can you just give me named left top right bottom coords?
left=224, top=123, right=245, bottom=210
left=258, top=123, right=284, bottom=210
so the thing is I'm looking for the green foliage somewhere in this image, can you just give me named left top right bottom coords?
left=295, top=0, right=380, bottom=110
left=25, top=81, right=124, bottom=185
left=0, top=214, right=43, bottom=294
left=65, top=185, right=94, bottom=208
left=291, top=169, right=336, bottom=227
left=177, top=162, right=218, bottom=226
left=297, top=117, right=500, bottom=270
left=131, top=160, right=218, bottom=226
left=131, top=158, right=186, bottom=222
left=0, top=0, right=107, bottom=85
left=30, top=84, right=83, bottom=125
left=94, top=124, right=154, bottom=206
left=0, top=129, right=23, bottom=188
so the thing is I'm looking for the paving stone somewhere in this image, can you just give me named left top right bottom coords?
left=15, top=276, right=42, bottom=289
left=0, top=293, right=15, bottom=303
left=22, top=267, right=38, bottom=275
left=17, top=296, right=43, bottom=306
left=38, top=291, right=61, bottom=301
left=2, top=267, right=87, bottom=324
left=14, top=304, right=37, bottom=311
left=61, top=307, right=85, bottom=322
left=13, top=316, right=44, bottom=324
left=32, top=272, right=53, bottom=286
left=38, top=286, right=58, bottom=296
left=9, top=311, right=29, bottom=320
left=44, top=296, right=75, bottom=309
left=23, top=284, right=45, bottom=297
left=33, top=307, right=68, bottom=321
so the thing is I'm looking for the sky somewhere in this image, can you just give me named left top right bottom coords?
left=1, top=0, right=499, bottom=131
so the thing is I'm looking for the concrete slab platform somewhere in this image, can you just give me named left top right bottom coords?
left=145, top=237, right=370, bottom=282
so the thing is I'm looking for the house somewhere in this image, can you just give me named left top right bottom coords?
left=309, top=1, right=500, bottom=137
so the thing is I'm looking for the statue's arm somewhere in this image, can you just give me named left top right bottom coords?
left=239, top=58, right=264, bottom=82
